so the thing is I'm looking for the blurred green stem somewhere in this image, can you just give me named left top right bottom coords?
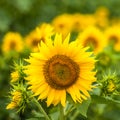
left=65, top=106, right=76, bottom=117
left=59, top=104, right=65, bottom=120
left=33, top=97, right=51, bottom=120
left=70, top=111, right=79, bottom=120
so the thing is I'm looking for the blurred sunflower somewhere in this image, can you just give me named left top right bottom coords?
left=111, top=18, right=120, bottom=27
left=6, top=91, right=22, bottom=110
left=24, top=33, right=96, bottom=107
left=77, top=26, right=107, bottom=54
left=71, top=14, right=96, bottom=32
left=25, top=23, right=54, bottom=52
left=80, top=14, right=96, bottom=30
left=104, top=26, right=120, bottom=51
left=94, top=7, right=109, bottom=28
left=71, top=14, right=85, bottom=32
left=1, top=32, right=24, bottom=53
left=52, top=14, right=73, bottom=39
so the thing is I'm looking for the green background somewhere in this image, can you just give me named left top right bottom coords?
left=0, top=0, right=120, bottom=120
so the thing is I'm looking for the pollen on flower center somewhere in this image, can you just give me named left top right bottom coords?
left=53, top=64, right=71, bottom=81
left=43, top=55, right=80, bottom=89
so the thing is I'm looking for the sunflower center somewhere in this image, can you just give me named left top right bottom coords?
left=10, top=41, right=16, bottom=50
left=109, top=35, right=118, bottom=44
left=32, top=39, right=40, bottom=46
left=43, top=55, right=80, bottom=89
left=40, top=37, right=45, bottom=42
left=59, top=24, right=65, bottom=29
left=54, top=64, right=70, bottom=81
left=84, top=37, right=98, bottom=50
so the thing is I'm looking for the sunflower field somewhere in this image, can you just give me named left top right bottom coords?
left=0, top=0, right=120, bottom=120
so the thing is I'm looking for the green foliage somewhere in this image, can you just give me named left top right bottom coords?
left=1, top=0, right=120, bottom=120
left=91, top=95, right=120, bottom=104
left=75, top=99, right=91, bottom=117
left=0, top=0, right=120, bottom=35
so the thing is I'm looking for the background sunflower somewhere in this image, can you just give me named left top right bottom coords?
left=0, top=0, right=120, bottom=120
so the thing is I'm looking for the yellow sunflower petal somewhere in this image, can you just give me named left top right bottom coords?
left=38, top=86, right=50, bottom=100
left=60, top=90, right=66, bottom=107
left=33, top=83, right=48, bottom=96
left=47, top=89, right=56, bottom=107
left=67, top=86, right=77, bottom=103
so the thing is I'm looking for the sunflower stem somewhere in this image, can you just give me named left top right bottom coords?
left=59, top=104, right=65, bottom=120
left=65, top=105, right=76, bottom=117
left=33, top=97, right=51, bottom=120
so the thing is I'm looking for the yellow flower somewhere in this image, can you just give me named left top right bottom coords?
left=25, top=23, right=54, bottom=52
left=80, top=14, right=96, bottom=30
left=72, top=14, right=95, bottom=31
left=95, top=7, right=109, bottom=18
left=52, top=14, right=73, bottom=39
left=69, top=13, right=96, bottom=32
left=111, top=18, right=120, bottom=27
left=104, top=26, right=120, bottom=51
left=2, top=32, right=24, bottom=53
left=6, top=91, right=22, bottom=110
left=24, top=33, right=96, bottom=107
left=71, top=13, right=85, bottom=32
left=11, top=71, right=19, bottom=83
left=94, top=7, right=109, bottom=28
left=77, top=26, right=107, bottom=54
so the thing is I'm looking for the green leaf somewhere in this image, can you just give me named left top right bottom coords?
left=26, top=118, right=41, bottom=120
left=49, top=111, right=59, bottom=120
left=49, top=106, right=59, bottom=120
left=31, top=110, right=44, bottom=118
left=91, top=95, right=120, bottom=104
left=75, top=98, right=91, bottom=117
left=13, top=0, right=34, bottom=12
left=0, top=9, right=12, bottom=31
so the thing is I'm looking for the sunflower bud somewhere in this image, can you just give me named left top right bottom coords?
left=6, top=85, right=31, bottom=113
left=10, top=61, right=26, bottom=83
left=100, top=72, right=119, bottom=96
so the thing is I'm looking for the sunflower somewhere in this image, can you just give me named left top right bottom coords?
left=24, top=33, right=96, bottom=107
left=6, top=91, right=22, bottom=110
left=69, top=13, right=96, bottom=32
left=1, top=32, right=24, bottom=53
left=94, top=7, right=109, bottom=28
left=77, top=26, right=107, bottom=54
left=80, top=14, right=96, bottom=30
left=52, top=14, right=73, bottom=39
left=71, top=13, right=85, bottom=32
left=25, top=23, right=54, bottom=52
left=104, top=26, right=120, bottom=51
